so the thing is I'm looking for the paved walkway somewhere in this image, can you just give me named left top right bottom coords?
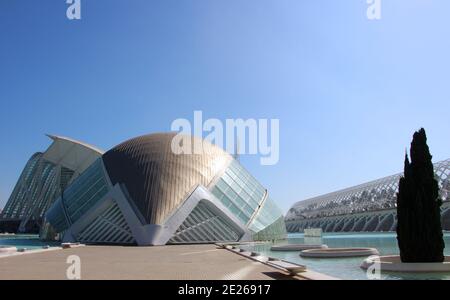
left=0, top=244, right=300, bottom=280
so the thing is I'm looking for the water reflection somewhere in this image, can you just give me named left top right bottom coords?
left=0, top=235, right=59, bottom=250
left=240, top=232, right=450, bottom=280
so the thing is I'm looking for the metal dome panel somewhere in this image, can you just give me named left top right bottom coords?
left=102, top=133, right=233, bottom=225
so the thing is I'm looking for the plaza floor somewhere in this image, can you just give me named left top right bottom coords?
left=0, top=244, right=303, bottom=280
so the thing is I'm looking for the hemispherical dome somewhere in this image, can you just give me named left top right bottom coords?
left=102, top=133, right=233, bottom=225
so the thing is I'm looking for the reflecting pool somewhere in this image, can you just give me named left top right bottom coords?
left=0, top=234, right=59, bottom=250
left=239, top=232, right=450, bottom=280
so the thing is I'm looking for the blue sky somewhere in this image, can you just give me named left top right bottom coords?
left=0, top=0, right=449, bottom=212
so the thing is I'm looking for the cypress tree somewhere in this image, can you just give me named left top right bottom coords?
left=396, top=128, right=445, bottom=262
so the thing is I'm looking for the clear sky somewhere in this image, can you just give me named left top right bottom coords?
left=0, top=0, right=449, bottom=213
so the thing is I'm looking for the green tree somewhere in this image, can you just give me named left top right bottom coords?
left=396, top=128, right=445, bottom=262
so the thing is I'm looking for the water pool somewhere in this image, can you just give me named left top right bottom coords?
left=0, top=234, right=60, bottom=250
left=239, top=232, right=450, bottom=280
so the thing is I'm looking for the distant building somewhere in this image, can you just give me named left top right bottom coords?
left=0, top=135, right=102, bottom=233
left=285, top=159, right=450, bottom=233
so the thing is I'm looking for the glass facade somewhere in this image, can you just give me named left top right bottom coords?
left=45, top=202, right=68, bottom=233
left=46, top=158, right=109, bottom=232
left=248, top=197, right=284, bottom=232
left=252, top=216, right=286, bottom=241
left=211, top=160, right=266, bottom=225
left=0, top=153, right=59, bottom=221
left=249, top=197, right=286, bottom=241
left=210, top=160, right=286, bottom=241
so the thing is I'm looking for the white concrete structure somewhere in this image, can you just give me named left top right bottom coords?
left=361, top=255, right=450, bottom=272
left=0, top=135, right=103, bottom=233
left=300, top=247, right=379, bottom=258
left=286, top=159, right=450, bottom=233
left=45, top=133, right=286, bottom=245
left=270, top=244, right=328, bottom=251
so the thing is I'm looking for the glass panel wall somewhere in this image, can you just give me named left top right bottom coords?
left=0, top=153, right=59, bottom=221
left=248, top=197, right=284, bottom=232
left=46, top=158, right=109, bottom=232
left=210, top=160, right=266, bottom=225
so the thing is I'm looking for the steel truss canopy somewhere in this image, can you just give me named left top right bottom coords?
left=286, top=159, right=450, bottom=233
left=43, top=134, right=104, bottom=178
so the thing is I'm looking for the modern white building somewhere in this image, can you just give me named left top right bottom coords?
left=29, top=132, right=286, bottom=245
left=286, top=159, right=450, bottom=233
left=0, top=135, right=103, bottom=233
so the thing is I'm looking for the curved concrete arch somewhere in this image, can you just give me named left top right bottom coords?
left=342, top=218, right=355, bottom=232
left=310, top=220, right=319, bottom=228
left=352, top=216, right=367, bottom=232
left=375, top=214, right=394, bottom=232
left=325, top=220, right=335, bottom=232
left=333, top=218, right=346, bottom=232
left=374, top=214, right=388, bottom=231
left=441, top=208, right=450, bottom=231
left=363, top=215, right=380, bottom=232
left=290, top=224, right=298, bottom=232
left=390, top=220, right=397, bottom=232
left=286, top=224, right=293, bottom=232
left=303, top=221, right=310, bottom=230
left=319, top=220, right=328, bottom=231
